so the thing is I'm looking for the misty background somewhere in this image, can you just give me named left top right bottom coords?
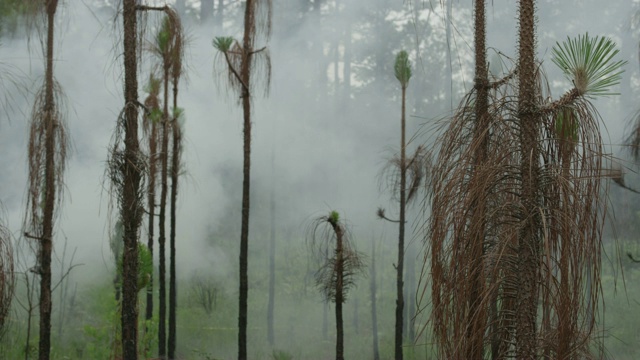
left=1, top=0, right=640, bottom=358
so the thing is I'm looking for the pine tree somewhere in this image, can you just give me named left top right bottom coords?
left=212, top=1, right=272, bottom=357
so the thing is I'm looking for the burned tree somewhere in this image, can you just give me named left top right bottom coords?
left=212, top=0, right=272, bottom=356
left=308, top=211, right=365, bottom=360
left=23, top=1, right=68, bottom=359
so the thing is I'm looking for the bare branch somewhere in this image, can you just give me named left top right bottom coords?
left=223, top=51, right=249, bottom=95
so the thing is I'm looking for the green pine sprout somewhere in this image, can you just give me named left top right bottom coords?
left=149, top=108, right=163, bottom=123
left=551, top=33, right=627, bottom=96
left=173, top=106, right=184, bottom=119
left=156, top=16, right=172, bottom=53
left=212, top=36, right=235, bottom=53
left=394, top=50, right=412, bottom=89
left=329, top=211, right=340, bottom=225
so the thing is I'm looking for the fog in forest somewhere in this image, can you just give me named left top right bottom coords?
left=1, top=0, right=639, bottom=359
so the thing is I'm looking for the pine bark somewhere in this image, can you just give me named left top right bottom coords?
left=394, top=83, right=407, bottom=360
left=121, top=0, right=142, bottom=357
left=145, top=122, right=156, bottom=324
left=467, top=0, right=489, bottom=358
left=168, top=105, right=180, bottom=359
left=38, top=2, right=58, bottom=358
left=238, top=2, right=254, bottom=358
left=331, top=222, right=345, bottom=360
left=516, top=0, right=540, bottom=358
left=158, top=66, right=170, bottom=359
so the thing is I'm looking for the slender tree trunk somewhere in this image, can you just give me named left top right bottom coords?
left=334, top=224, right=344, bottom=360
left=238, top=2, right=255, bottom=357
left=516, top=0, right=540, bottom=358
left=158, top=66, right=170, bottom=359
left=467, top=0, right=489, bottom=358
left=168, top=101, right=181, bottom=360
left=370, top=241, right=380, bottom=360
left=122, top=0, right=142, bottom=357
left=146, top=122, right=157, bottom=324
left=238, top=87, right=251, bottom=360
left=267, top=143, right=276, bottom=346
left=38, top=2, right=58, bottom=359
left=394, top=84, right=407, bottom=360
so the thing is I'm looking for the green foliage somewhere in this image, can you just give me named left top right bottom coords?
left=212, top=36, right=235, bottom=53
left=173, top=106, right=185, bottom=122
left=80, top=287, right=120, bottom=359
left=149, top=108, right=163, bottom=123
left=109, top=220, right=124, bottom=262
left=394, top=50, right=412, bottom=88
left=329, top=210, right=340, bottom=225
left=0, top=0, right=29, bottom=35
left=191, top=349, right=223, bottom=359
left=141, top=315, right=159, bottom=359
left=551, top=33, right=627, bottom=96
left=116, top=242, right=153, bottom=291
left=272, top=349, right=294, bottom=360
left=156, top=16, right=172, bottom=54
left=143, top=75, right=162, bottom=96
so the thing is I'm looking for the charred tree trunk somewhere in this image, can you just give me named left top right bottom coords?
left=38, top=2, right=58, bottom=359
left=158, top=65, right=170, bottom=359
left=238, top=2, right=255, bottom=358
left=145, top=121, right=157, bottom=323
left=332, top=223, right=345, bottom=360
left=168, top=99, right=181, bottom=360
left=394, top=79, right=407, bottom=360
left=121, top=0, right=142, bottom=357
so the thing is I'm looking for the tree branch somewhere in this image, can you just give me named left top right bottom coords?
left=249, top=47, right=267, bottom=56
left=51, top=263, right=84, bottom=293
left=223, top=51, right=249, bottom=95
left=24, top=232, right=50, bottom=241
left=135, top=5, right=170, bottom=12
left=489, top=68, right=517, bottom=89
left=376, top=208, right=404, bottom=224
